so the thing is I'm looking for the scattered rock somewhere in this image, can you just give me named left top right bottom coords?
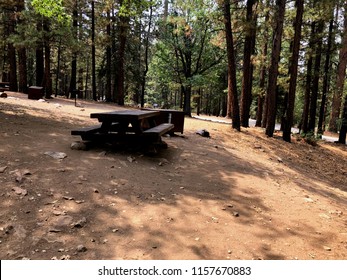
left=127, top=156, right=135, bottom=163
left=12, top=186, right=28, bottom=196
left=73, top=217, right=87, bottom=228
left=323, top=246, right=332, bottom=251
left=52, top=215, right=74, bottom=229
left=48, top=227, right=62, bottom=233
left=53, top=210, right=66, bottom=216
left=0, top=166, right=8, bottom=173
left=76, top=245, right=87, bottom=252
left=78, top=175, right=88, bottom=181
left=44, top=151, right=67, bottom=159
left=3, top=224, right=14, bottom=234
left=62, top=196, right=74, bottom=200
left=196, top=129, right=210, bottom=137
left=158, top=158, right=169, bottom=166
left=70, top=141, right=88, bottom=151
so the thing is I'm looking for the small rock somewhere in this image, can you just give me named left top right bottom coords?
left=73, top=217, right=87, bottom=228
left=53, top=210, right=65, bottom=216
left=62, top=196, right=74, bottom=200
left=196, top=129, right=210, bottom=137
left=76, top=245, right=87, bottom=252
left=53, top=215, right=74, bottom=228
left=0, top=166, right=8, bottom=173
left=44, top=151, right=67, bottom=159
left=127, top=156, right=135, bottom=163
left=70, top=142, right=88, bottom=151
left=60, top=255, right=71, bottom=260
left=78, top=175, right=88, bottom=181
left=304, top=197, right=314, bottom=203
left=158, top=158, right=169, bottom=166
left=49, top=228, right=62, bottom=233
left=233, top=212, right=239, bottom=217
left=277, top=157, right=283, bottom=163
left=0, top=92, right=8, bottom=98
left=323, top=246, right=332, bottom=251
left=12, top=186, right=28, bottom=196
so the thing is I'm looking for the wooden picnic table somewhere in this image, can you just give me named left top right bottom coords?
left=71, top=109, right=174, bottom=146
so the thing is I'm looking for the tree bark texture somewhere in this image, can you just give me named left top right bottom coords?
left=265, top=0, right=286, bottom=137
left=329, top=4, right=347, bottom=132
left=240, top=0, right=258, bottom=127
left=308, top=20, right=324, bottom=133
left=223, top=0, right=240, bottom=131
left=283, top=0, right=304, bottom=142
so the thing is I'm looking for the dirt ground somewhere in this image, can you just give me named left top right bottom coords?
left=0, top=92, right=346, bottom=260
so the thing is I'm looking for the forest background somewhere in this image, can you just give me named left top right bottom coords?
left=1, top=0, right=347, bottom=144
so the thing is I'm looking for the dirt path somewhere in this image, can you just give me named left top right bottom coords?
left=0, top=92, right=346, bottom=260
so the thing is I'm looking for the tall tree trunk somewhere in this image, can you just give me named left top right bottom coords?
left=91, top=0, right=97, bottom=101
left=36, top=22, right=44, bottom=87
left=17, top=0, right=27, bottom=93
left=6, top=7, right=17, bottom=92
left=301, top=22, right=315, bottom=134
left=265, top=0, right=286, bottom=137
left=329, top=4, right=347, bottom=132
left=115, top=7, right=128, bottom=106
left=318, top=16, right=334, bottom=135
left=338, top=96, right=347, bottom=144
left=256, top=39, right=267, bottom=127
left=141, top=5, right=153, bottom=108
left=283, top=0, right=304, bottom=142
left=55, top=39, right=62, bottom=97
left=308, top=20, right=324, bottom=133
left=43, top=19, right=52, bottom=98
left=18, top=47, right=27, bottom=93
left=68, top=3, right=78, bottom=98
left=163, top=0, right=169, bottom=22
left=106, top=10, right=112, bottom=101
left=241, top=0, right=258, bottom=127
left=222, top=0, right=240, bottom=131
left=8, top=43, right=17, bottom=92
left=256, top=0, right=270, bottom=128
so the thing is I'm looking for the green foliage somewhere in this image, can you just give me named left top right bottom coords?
left=297, top=131, right=320, bottom=146
left=31, top=0, right=70, bottom=24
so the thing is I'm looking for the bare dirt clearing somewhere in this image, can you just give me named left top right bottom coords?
left=0, top=92, right=346, bottom=260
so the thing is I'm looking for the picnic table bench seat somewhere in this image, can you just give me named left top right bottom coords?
left=71, top=123, right=119, bottom=140
left=143, top=123, right=174, bottom=137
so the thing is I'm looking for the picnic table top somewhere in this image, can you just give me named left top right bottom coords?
left=90, top=109, right=160, bottom=121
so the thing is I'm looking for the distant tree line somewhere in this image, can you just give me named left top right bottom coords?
left=0, top=0, right=346, bottom=143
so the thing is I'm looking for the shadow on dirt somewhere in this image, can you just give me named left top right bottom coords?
left=0, top=102, right=346, bottom=260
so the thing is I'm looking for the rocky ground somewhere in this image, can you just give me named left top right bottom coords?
left=0, top=92, right=346, bottom=260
